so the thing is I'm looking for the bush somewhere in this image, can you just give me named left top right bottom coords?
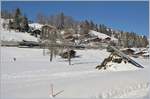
left=60, top=50, right=76, bottom=58
left=107, top=45, right=114, bottom=52
left=112, top=58, right=122, bottom=63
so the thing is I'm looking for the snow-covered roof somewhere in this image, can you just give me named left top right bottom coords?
left=142, top=52, right=149, bottom=56
left=122, top=48, right=139, bottom=52
left=89, top=30, right=118, bottom=42
left=89, top=30, right=110, bottom=39
left=29, top=23, right=43, bottom=30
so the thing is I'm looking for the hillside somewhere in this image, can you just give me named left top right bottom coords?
left=1, top=30, right=38, bottom=42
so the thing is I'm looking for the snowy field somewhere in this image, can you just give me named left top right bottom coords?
left=1, top=47, right=150, bottom=99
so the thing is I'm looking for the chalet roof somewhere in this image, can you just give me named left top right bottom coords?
left=121, top=48, right=135, bottom=54
left=42, top=25, right=56, bottom=29
left=121, top=48, right=136, bottom=52
left=142, top=53, right=149, bottom=56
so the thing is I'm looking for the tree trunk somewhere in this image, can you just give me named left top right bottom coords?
left=68, top=48, right=71, bottom=65
left=50, top=48, right=53, bottom=62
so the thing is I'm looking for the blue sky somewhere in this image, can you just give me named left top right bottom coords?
left=1, top=1, right=149, bottom=36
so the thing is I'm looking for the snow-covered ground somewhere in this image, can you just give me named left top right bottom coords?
left=1, top=47, right=150, bottom=99
left=1, top=30, right=38, bottom=42
left=0, top=18, right=149, bottom=99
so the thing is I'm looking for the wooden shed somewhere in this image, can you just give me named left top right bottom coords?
left=41, top=25, right=56, bottom=40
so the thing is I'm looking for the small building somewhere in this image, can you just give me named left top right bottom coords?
left=105, top=37, right=111, bottom=41
left=135, top=51, right=146, bottom=56
left=103, top=37, right=111, bottom=43
left=41, top=25, right=56, bottom=40
left=142, top=53, right=149, bottom=58
left=91, top=37, right=102, bottom=42
left=62, top=29, right=75, bottom=42
left=84, top=37, right=102, bottom=43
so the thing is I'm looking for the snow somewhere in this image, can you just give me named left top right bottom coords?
left=0, top=30, right=38, bottom=42
left=89, top=30, right=118, bottom=42
left=1, top=47, right=150, bottom=99
left=60, top=30, right=65, bottom=35
left=102, top=61, right=140, bottom=71
left=143, top=52, right=149, bottom=56
left=121, top=47, right=148, bottom=53
left=0, top=18, right=149, bottom=99
left=89, top=30, right=110, bottom=39
left=110, top=34, right=118, bottom=42
left=0, top=18, right=13, bottom=25
left=29, top=23, right=43, bottom=30
left=0, top=18, right=38, bottom=42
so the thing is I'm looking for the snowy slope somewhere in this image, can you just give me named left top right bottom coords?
left=1, top=30, right=38, bottom=42
left=1, top=47, right=150, bottom=99
left=0, top=18, right=38, bottom=42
